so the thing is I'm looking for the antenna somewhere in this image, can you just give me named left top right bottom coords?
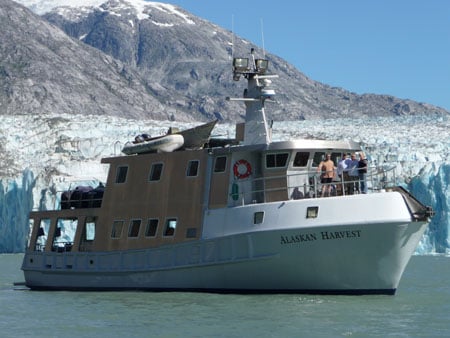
left=260, top=18, right=265, bottom=58
left=231, top=14, right=235, bottom=60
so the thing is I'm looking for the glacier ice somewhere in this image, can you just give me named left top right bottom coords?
left=0, top=113, right=449, bottom=254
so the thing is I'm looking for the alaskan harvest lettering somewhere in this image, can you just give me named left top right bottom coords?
left=280, top=230, right=361, bottom=245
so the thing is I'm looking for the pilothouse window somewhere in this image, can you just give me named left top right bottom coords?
left=293, top=152, right=309, bottom=167
left=214, top=156, right=227, bottom=173
left=266, top=153, right=289, bottom=168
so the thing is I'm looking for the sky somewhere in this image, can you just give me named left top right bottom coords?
left=168, top=0, right=450, bottom=111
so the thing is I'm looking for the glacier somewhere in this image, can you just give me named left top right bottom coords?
left=0, top=113, right=448, bottom=254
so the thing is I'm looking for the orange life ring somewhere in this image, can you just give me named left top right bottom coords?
left=233, top=159, right=252, bottom=179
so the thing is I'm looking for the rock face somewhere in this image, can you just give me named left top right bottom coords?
left=3, top=0, right=449, bottom=123
left=0, top=0, right=192, bottom=121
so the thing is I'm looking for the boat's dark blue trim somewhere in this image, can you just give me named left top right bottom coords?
left=24, top=286, right=397, bottom=295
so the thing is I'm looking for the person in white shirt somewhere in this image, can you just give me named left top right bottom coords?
left=348, top=153, right=360, bottom=194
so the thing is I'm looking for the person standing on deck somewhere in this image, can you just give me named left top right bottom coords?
left=317, top=153, right=336, bottom=197
left=358, top=152, right=368, bottom=194
left=338, top=153, right=351, bottom=195
left=348, top=153, right=359, bottom=194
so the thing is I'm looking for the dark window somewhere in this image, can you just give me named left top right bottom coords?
left=266, top=153, right=289, bottom=168
left=111, top=220, right=124, bottom=238
left=312, top=152, right=326, bottom=167
left=115, top=166, right=128, bottom=183
left=254, top=211, right=264, bottom=224
left=306, top=206, right=319, bottom=219
left=145, top=219, right=159, bottom=237
left=128, top=219, right=141, bottom=238
left=164, top=218, right=177, bottom=236
left=331, top=152, right=342, bottom=166
left=214, top=156, right=227, bottom=173
left=149, top=163, right=164, bottom=181
left=293, top=152, right=309, bottom=167
left=186, top=160, right=199, bottom=177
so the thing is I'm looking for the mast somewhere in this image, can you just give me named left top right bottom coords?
left=228, top=48, right=277, bottom=145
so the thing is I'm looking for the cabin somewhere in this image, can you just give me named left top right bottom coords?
left=26, top=134, right=374, bottom=256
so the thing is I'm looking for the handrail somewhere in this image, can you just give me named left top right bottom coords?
left=229, top=165, right=398, bottom=205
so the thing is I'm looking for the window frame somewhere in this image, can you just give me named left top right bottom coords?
left=293, top=151, right=310, bottom=167
left=266, top=153, right=290, bottom=169
left=115, top=165, right=128, bottom=184
left=186, top=160, right=200, bottom=177
left=145, top=218, right=159, bottom=237
left=306, top=206, right=319, bottom=219
left=111, top=220, right=125, bottom=239
left=213, top=156, right=227, bottom=173
left=128, top=219, right=142, bottom=238
left=163, top=218, right=178, bottom=237
left=149, top=162, right=164, bottom=182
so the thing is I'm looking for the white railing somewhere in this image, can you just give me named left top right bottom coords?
left=229, top=165, right=398, bottom=204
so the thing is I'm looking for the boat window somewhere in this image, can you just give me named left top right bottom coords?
left=214, top=156, right=227, bottom=173
left=254, top=211, right=264, bottom=224
left=186, top=160, right=199, bottom=177
left=52, top=218, right=77, bottom=252
left=111, top=220, right=124, bottom=238
left=79, top=216, right=96, bottom=252
left=34, top=218, right=51, bottom=251
left=145, top=219, right=159, bottom=237
left=312, top=152, right=326, bottom=167
left=331, top=152, right=342, bottom=166
left=128, top=219, right=141, bottom=238
left=266, top=153, right=289, bottom=168
left=293, top=152, right=310, bottom=167
left=115, top=166, right=128, bottom=183
left=164, top=218, right=177, bottom=236
left=306, top=206, right=319, bottom=219
left=149, top=163, right=164, bottom=181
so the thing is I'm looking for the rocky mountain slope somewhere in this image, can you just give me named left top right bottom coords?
left=4, top=0, right=449, bottom=123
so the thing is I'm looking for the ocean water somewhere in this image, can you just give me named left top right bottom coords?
left=1, top=254, right=449, bottom=338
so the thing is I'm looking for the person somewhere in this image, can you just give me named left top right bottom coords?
left=348, top=153, right=359, bottom=194
left=358, top=152, right=368, bottom=194
left=337, top=154, right=351, bottom=195
left=317, top=153, right=336, bottom=197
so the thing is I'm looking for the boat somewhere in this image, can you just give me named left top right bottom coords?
left=121, top=133, right=184, bottom=155
left=21, top=48, right=434, bottom=294
left=121, top=119, right=218, bottom=155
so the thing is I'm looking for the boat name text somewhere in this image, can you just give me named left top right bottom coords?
left=280, top=230, right=361, bottom=245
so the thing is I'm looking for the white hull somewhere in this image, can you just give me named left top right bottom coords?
left=22, top=193, right=427, bottom=294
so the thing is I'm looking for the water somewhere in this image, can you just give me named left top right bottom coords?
left=1, top=254, right=449, bottom=337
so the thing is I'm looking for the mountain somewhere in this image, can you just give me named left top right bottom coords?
left=0, top=0, right=197, bottom=121
left=8, top=0, right=450, bottom=122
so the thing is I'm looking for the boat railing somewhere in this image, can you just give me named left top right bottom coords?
left=230, top=165, right=398, bottom=205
